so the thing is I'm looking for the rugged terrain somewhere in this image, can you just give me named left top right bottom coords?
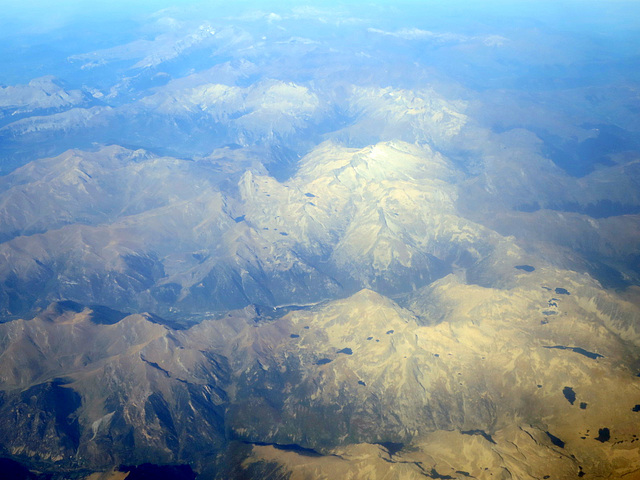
left=1, top=2, right=639, bottom=479
left=1, top=270, right=639, bottom=479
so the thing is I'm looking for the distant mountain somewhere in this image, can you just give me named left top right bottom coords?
left=0, top=140, right=509, bottom=319
left=0, top=131, right=637, bottom=323
left=0, top=76, right=89, bottom=119
left=68, top=23, right=218, bottom=71
left=0, top=106, right=111, bottom=137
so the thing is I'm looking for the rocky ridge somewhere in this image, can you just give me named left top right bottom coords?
left=1, top=268, right=639, bottom=478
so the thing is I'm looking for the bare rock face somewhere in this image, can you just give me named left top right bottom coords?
left=0, top=76, right=88, bottom=117
left=0, top=379, right=82, bottom=465
left=227, top=277, right=640, bottom=479
left=0, top=141, right=499, bottom=320
left=0, top=141, right=638, bottom=479
left=1, top=262, right=640, bottom=479
left=0, top=303, right=230, bottom=471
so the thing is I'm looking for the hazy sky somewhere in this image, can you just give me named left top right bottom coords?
left=3, top=0, right=639, bottom=28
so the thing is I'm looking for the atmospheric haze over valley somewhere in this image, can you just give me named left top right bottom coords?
left=0, top=1, right=639, bottom=479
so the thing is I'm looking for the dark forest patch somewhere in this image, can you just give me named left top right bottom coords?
left=595, top=428, right=610, bottom=443
left=563, top=386, right=576, bottom=405
left=461, top=429, right=496, bottom=444
left=546, top=431, right=565, bottom=448
left=515, top=265, right=535, bottom=272
left=544, top=345, right=603, bottom=359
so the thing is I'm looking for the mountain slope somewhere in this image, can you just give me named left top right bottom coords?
left=1, top=272, right=639, bottom=478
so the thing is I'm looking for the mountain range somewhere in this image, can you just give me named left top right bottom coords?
left=1, top=1, right=639, bottom=478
